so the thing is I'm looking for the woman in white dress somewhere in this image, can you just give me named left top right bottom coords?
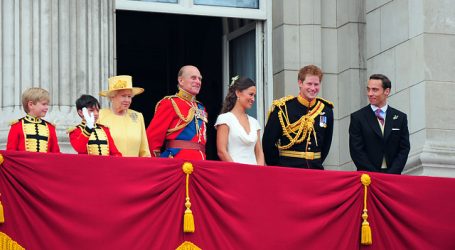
left=215, top=76, right=265, bottom=165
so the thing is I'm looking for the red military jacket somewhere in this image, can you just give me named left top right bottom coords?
left=68, top=122, right=122, bottom=156
left=147, top=89, right=207, bottom=160
left=7, top=114, right=60, bottom=153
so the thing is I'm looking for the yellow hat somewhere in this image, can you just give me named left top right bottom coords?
left=99, top=75, right=144, bottom=97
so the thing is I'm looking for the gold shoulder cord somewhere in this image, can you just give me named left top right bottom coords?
left=166, top=98, right=196, bottom=135
left=277, top=100, right=325, bottom=150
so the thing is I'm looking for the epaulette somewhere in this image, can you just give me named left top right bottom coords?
left=154, top=95, right=175, bottom=113
left=272, top=95, right=295, bottom=107
left=317, top=97, right=334, bottom=109
left=267, top=95, right=295, bottom=119
left=163, top=95, right=176, bottom=100
left=9, top=119, right=19, bottom=126
left=66, top=126, right=77, bottom=134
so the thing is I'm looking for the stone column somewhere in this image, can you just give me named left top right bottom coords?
left=0, top=0, right=115, bottom=153
left=410, top=0, right=455, bottom=176
left=365, top=0, right=455, bottom=176
left=321, top=0, right=366, bottom=171
left=272, top=0, right=322, bottom=99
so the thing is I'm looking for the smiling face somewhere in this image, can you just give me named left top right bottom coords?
left=367, top=79, right=390, bottom=108
left=111, top=89, right=133, bottom=114
left=298, top=74, right=321, bottom=102
left=178, top=66, right=202, bottom=96
left=236, top=86, right=257, bottom=111
left=28, top=100, right=49, bottom=118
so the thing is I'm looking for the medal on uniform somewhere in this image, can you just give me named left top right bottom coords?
left=319, top=115, right=327, bottom=128
left=195, top=108, right=208, bottom=123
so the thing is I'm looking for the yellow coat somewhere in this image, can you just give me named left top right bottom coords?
left=98, top=108, right=151, bottom=157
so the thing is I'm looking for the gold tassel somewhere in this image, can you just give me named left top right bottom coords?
left=182, top=162, right=195, bottom=233
left=176, top=241, right=201, bottom=250
left=183, top=202, right=194, bottom=233
left=0, top=200, right=4, bottom=224
left=361, top=211, right=372, bottom=244
left=360, top=174, right=372, bottom=245
left=0, top=232, right=25, bottom=250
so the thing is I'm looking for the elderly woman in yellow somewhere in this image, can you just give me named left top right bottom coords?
left=98, top=75, right=151, bottom=157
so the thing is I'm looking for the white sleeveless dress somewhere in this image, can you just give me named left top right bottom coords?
left=214, top=112, right=261, bottom=165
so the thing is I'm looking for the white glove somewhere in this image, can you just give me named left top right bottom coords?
left=82, top=107, right=95, bottom=129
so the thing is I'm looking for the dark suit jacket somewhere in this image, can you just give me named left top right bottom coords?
left=349, top=105, right=410, bottom=174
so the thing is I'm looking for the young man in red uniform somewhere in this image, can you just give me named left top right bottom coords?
left=147, top=65, right=208, bottom=160
left=68, top=95, right=122, bottom=156
left=7, top=87, right=60, bottom=153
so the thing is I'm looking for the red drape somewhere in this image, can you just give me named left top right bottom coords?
left=0, top=150, right=454, bottom=250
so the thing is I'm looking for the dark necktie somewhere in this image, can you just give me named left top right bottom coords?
left=375, top=109, right=384, bottom=126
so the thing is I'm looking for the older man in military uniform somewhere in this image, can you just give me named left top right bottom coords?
left=147, top=65, right=208, bottom=160
left=262, top=65, right=334, bottom=169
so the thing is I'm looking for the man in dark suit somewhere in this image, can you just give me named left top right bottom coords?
left=349, top=74, right=410, bottom=174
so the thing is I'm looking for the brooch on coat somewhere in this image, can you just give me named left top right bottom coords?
left=393, top=115, right=399, bottom=120
left=130, top=112, right=138, bottom=122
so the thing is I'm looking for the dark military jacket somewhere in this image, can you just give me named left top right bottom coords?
left=262, top=95, right=334, bottom=169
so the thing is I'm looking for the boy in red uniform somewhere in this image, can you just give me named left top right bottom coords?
left=7, top=87, right=60, bottom=153
left=68, top=95, right=121, bottom=156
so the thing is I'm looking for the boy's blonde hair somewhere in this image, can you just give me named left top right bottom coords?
left=22, top=87, right=50, bottom=113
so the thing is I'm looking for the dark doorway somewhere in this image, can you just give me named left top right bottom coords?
left=116, top=10, right=223, bottom=160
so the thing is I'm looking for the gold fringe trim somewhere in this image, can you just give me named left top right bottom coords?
left=360, top=174, right=372, bottom=245
left=176, top=241, right=201, bottom=250
left=182, top=162, right=195, bottom=233
left=267, top=95, right=295, bottom=119
left=0, top=232, right=25, bottom=250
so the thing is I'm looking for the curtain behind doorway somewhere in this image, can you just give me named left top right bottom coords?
left=229, top=29, right=257, bottom=118
left=116, top=11, right=223, bottom=160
